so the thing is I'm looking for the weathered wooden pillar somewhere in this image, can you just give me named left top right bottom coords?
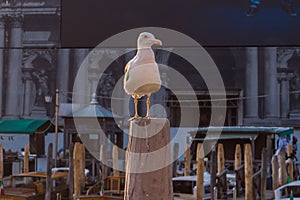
left=185, top=145, right=190, bottom=176
left=68, top=142, right=74, bottom=200
left=218, top=144, right=225, bottom=174
left=210, top=146, right=217, bottom=199
left=0, top=144, right=3, bottom=180
left=124, top=118, right=173, bottom=200
left=80, top=144, right=86, bottom=190
left=113, top=145, right=119, bottom=176
left=278, top=150, right=287, bottom=186
left=234, top=144, right=242, bottom=197
left=100, top=144, right=108, bottom=179
left=271, top=155, right=279, bottom=190
left=287, top=144, right=294, bottom=182
left=234, top=144, right=242, bottom=170
left=261, top=148, right=267, bottom=200
left=196, top=143, right=204, bottom=200
left=45, top=143, right=53, bottom=200
left=74, top=142, right=83, bottom=199
left=24, top=145, right=29, bottom=173
left=173, top=143, right=179, bottom=177
left=244, top=144, right=253, bottom=200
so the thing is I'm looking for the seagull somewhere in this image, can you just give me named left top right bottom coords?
left=124, top=32, right=162, bottom=120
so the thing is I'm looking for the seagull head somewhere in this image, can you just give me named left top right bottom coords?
left=137, top=32, right=162, bottom=49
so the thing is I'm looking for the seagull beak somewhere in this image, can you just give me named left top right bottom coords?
left=153, top=39, right=162, bottom=46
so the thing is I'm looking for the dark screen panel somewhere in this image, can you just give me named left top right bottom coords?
left=61, top=0, right=300, bottom=47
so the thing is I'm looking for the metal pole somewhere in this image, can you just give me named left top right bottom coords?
left=214, top=186, right=218, bottom=200
left=54, top=89, right=59, bottom=167
left=233, top=187, right=237, bottom=200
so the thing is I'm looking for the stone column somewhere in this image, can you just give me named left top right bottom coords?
left=0, top=17, right=5, bottom=117
left=264, top=47, right=279, bottom=118
left=22, top=68, right=33, bottom=117
left=277, top=48, right=296, bottom=118
left=56, top=49, right=70, bottom=103
left=5, top=16, right=23, bottom=119
left=73, top=49, right=89, bottom=104
left=244, top=47, right=258, bottom=118
left=280, top=80, right=290, bottom=118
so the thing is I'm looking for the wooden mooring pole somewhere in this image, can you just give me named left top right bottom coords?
left=244, top=144, right=252, bottom=200
left=45, top=143, right=53, bottom=200
left=278, top=150, right=287, bottom=186
left=24, top=144, right=29, bottom=173
left=217, top=144, right=224, bottom=174
left=287, top=144, right=294, bottom=182
left=68, top=142, right=74, bottom=200
left=185, top=145, right=190, bottom=176
left=210, top=146, right=217, bottom=199
left=80, top=144, right=85, bottom=190
left=234, top=144, right=242, bottom=197
left=0, top=144, right=3, bottom=181
left=74, top=142, right=83, bottom=199
left=261, top=148, right=267, bottom=200
left=173, top=143, right=179, bottom=177
left=271, top=155, right=279, bottom=190
left=124, top=118, right=173, bottom=200
left=196, top=143, right=204, bottom=200
left=234, top=144, right=242, bottom=170
left=113, top=145, right=119, bottom=176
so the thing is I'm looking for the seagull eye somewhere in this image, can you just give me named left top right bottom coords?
left=144, top=35, right=148, bottom=38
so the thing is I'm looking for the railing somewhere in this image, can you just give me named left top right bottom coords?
left=86, top=180, right=102, bottom=195
left=217, top=169, right=228, bottom=199
left=252, top=170, right=261, bottom=200
left=234, top=164, right=244, bottom=197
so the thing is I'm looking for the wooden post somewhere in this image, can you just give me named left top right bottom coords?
left=244, top=144, right=252, bottom=200
left=68, top=142, right=74, bottom=200
left=196, top=143, right=204, bottom=200
left=218, top=143, right=224, bottom=174
left=124, top=118, right=173, bottom=200
left=45, top=143, right=53, bottom=200
left=0, top=144, right=3, bottom=180
left=261, top=148, right=267, bottom=200
left=173, top=143, right=179, bottom=177
left=113, top=145, right=119, bottom=176
left=271, top=155, right=279, bottom=190
left=80, top=144, right=86, bottom=190
left=100, top=144, right=108, bottom=179
left=74, top=142, right=82, bottom=199
left=54, top=89, right=59, bottom=167
left=234, top=144, right=242, bottom=170
left=287, top=144, right=294, bottom=182
left=24, top=144, right=29, bottom=173
left=234, top=144, right=242, bottom=197
left=210, top=146, right=217, bottom=199
left=278, top=150, right=287, bottom=186
left=185, top=145, right=190, bottom=176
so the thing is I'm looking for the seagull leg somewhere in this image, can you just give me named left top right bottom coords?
left=129, top=95, right=140, bottom=121
left=145, top=94, right=151, bottom=119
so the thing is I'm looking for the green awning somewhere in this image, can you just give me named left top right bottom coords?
left=0, top=120, right=48, bottom=134
left=190, top=126, right=294, bottom=137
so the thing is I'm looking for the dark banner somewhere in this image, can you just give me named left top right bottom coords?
left=61, top=0, right=300, bottom=47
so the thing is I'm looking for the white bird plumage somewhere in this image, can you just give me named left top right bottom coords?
left=124, top=32, right=162, bottom=120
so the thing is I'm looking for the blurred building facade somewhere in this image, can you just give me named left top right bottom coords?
left=0, top=1, right=299, bottom=130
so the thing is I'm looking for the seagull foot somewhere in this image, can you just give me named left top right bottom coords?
left=128, top=115, right=140, bottom=121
